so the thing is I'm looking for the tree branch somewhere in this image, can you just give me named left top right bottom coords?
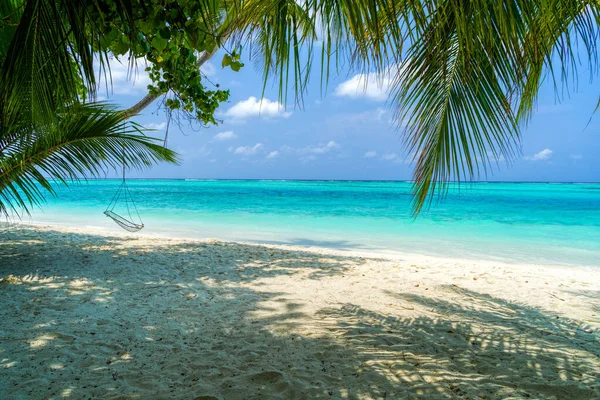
left=122, top=92, right=159, bottom=119
left=122, top=29, right=234, bottom=120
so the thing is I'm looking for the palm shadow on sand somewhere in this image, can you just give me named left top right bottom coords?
left=0, top=227, right=598, bottom=399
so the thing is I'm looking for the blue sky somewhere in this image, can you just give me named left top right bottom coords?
left=101, top=52, right=599, bottom=182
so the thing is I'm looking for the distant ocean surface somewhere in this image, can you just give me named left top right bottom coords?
left=10, top=180, right=600, bottom=267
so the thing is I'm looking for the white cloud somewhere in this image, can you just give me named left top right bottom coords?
left=301, top=155, right=317, bottom=163
left=371, top=108, right=388, bottom=121
left=330, top=108, right=389, bottom=127
left=298, top=141, right=339, bottom=155
left=569, top=154, right=583, bottom=160
left=487, top=153, right=506, bottom=163
left=524, top=148, right=553, bottom=161
left=379, top=152, right=412, bottom=164
left=334, top=67, right=398, bottom=101
left=144, top=122, right=166, bottom=130
left=364, top=151, right=377, bottom=158
left=200, top=61, right=216, bottom=77
left=221, top=96, right=292, bottom=121
left=276, top=141, right=340, bottom=162
left=232, top=143, right=264, bottom=156
left=175, top=145, right=211, bottom=161
left=266, top=151, right=280, bottom=159
left=103, top=56, right=152, bottom=96
left=214, top=131, right=237, bottom=141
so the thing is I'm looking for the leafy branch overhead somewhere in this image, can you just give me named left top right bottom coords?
left=222, top=50, right=244, bottom=72
left=0, top=0, right=177, bottom=217
left=90, top=0, right=234, bottom=125
left=1, top=0, right=599, bottom=215
left=85, top=0, right=600, bottom=213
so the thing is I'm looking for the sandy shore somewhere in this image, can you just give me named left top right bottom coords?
left=0, top=224, right=598, bottom=399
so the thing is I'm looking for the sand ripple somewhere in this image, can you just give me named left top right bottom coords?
left=0, top=225, right=599, bottom=399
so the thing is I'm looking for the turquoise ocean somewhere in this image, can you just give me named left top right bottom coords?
left=11, top=180, right=600, bottom=267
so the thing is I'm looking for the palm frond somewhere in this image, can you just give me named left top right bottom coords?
left=5, top=0, right=599, bottom=218
left=0, top=103, right=177, bottom=216
left=517, top=1, right=600, bottom=122
left=0, top=0, right=24, bottom=62
left=0, top=0, right=177, bottom=217
left=386, top=0, right=600, bottom=214
left=224, top=0, right=407, bottom=106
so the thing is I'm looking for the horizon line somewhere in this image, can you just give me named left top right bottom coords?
left=54, top=178, right=600, bottom=184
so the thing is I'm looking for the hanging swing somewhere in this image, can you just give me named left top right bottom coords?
left=105, top=111, right=172, bottom=232
left=104, top=162, right=144, bottom=232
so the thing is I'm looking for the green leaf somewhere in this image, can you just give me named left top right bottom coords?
left=138, top=20, right=153, bottom=34
left=98, top=28, right=118, bottom=51
left=159, top=28, right=171, bottom=40
left=230, top=61, right=244, bottom=72
left=151, top=36, right=168, bottom=51
left=112, top=38, right=130, bottom=56
left=221, top=54, right=232, bottom=68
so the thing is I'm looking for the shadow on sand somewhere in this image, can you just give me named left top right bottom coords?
left=0, top=226, right=598, bottom=399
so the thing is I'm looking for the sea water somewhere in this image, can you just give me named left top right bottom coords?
left=10, top=180, right=600, bottom=267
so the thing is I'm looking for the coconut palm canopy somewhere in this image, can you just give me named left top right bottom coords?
left=1, top=0, right=598, bottom=215
left=0, top=0, right=178, bottom=217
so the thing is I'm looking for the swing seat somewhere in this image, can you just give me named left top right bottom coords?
left=104, top=179, right=145, bottom=232
left=104, top=210, right=144, bottom=232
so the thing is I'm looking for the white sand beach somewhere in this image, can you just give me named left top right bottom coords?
left=0, top=224, right=599, bottom=399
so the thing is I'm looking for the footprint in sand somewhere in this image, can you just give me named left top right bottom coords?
left=220, top=370, right=290, bottom=397
left=248, top=371, right=290, bottom=394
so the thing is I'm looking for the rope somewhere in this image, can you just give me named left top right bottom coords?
left=128, top=181, right=143, bottom=224
left=103, top=147, right=144, bottom=232
left=105, top=181, right=124, bottom=212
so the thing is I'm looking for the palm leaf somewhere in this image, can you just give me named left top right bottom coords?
left=0, top=0, right=178, bottom=217
left=387, top=0, right=600, bottom=213
left=0, top=0, right=24, bottom=62
left=0, top=103, right=178, bottom=217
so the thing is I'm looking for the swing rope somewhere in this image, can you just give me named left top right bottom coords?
left=104, top=150, right=144, bottom=232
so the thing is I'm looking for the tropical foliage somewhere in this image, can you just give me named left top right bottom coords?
left=1, top=0, right=599, bottom=215
left=0, top=0, right=177, bottom=217
left=394, top=1, right=599, bottom=211
left=86, top=0, right=600, bottom=213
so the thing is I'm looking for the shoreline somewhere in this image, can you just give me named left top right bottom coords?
left=5, top=221, right=600, bottom=272
left=1, top=224, right=599, bottom=398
